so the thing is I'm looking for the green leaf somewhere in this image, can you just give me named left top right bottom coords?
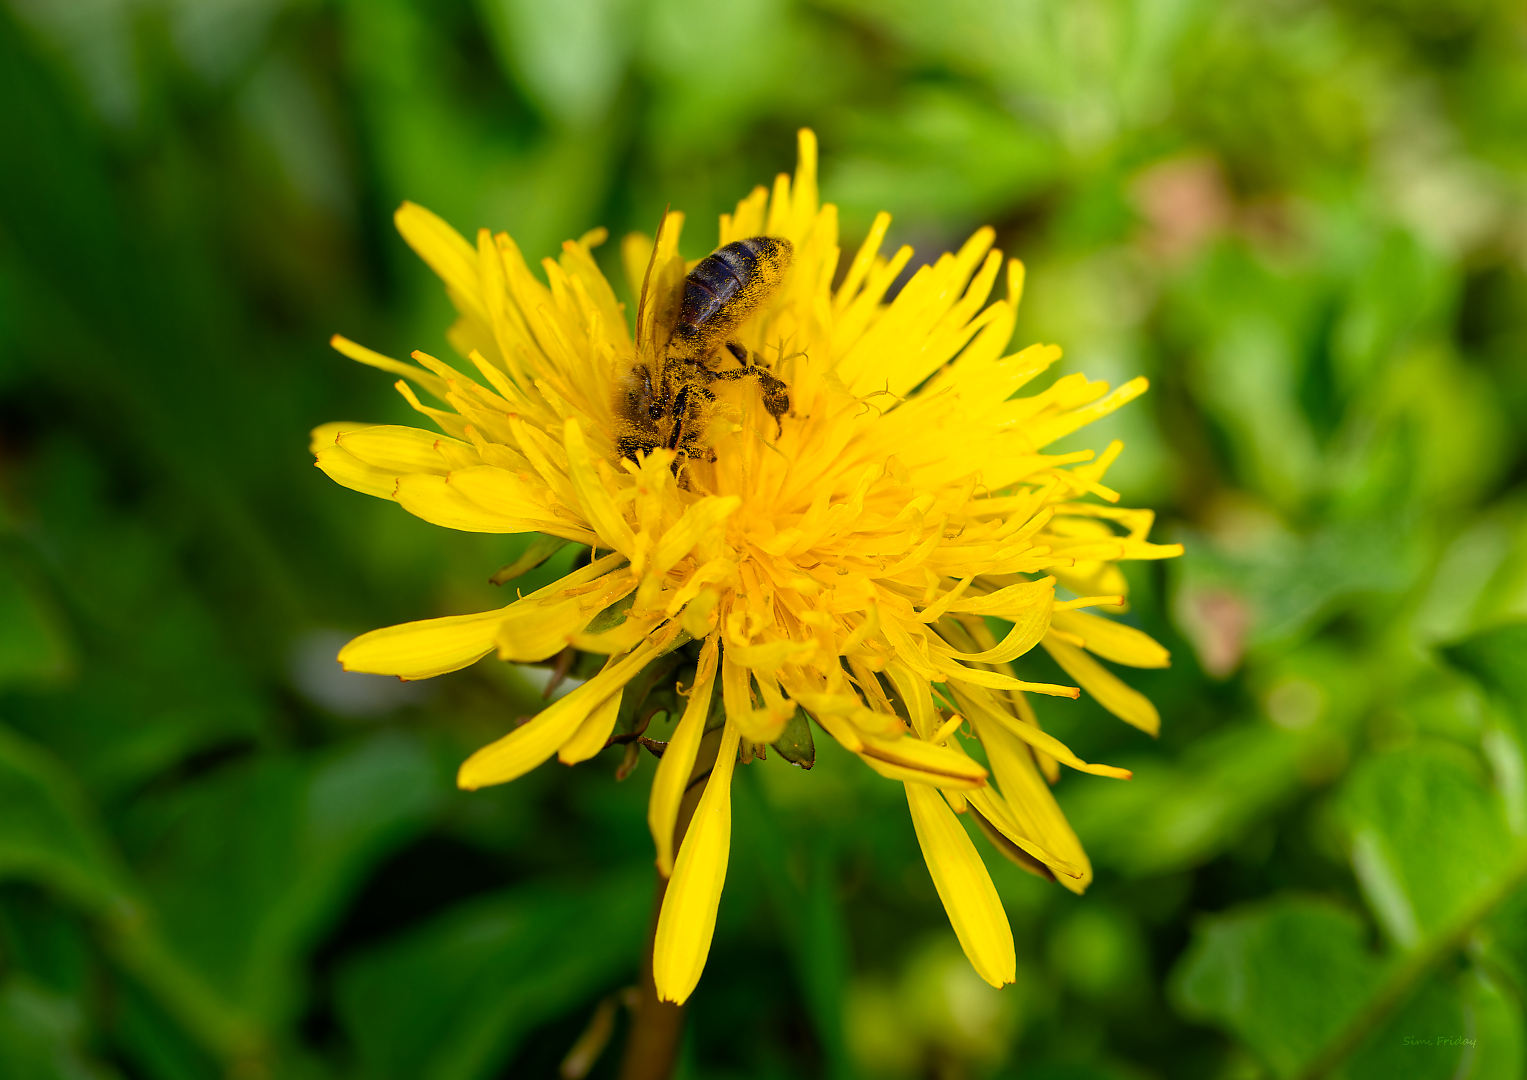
left=0, top=887, right=91, bottom=998
left=1059, top=720, right=1313, bottom=876
left=1457, top=968, right=1526, bottom=1080
left=477, top=0, right=633, bottom=129
left=0, top=726, right=261, bottom=1063
left=334, top=865, right=651, bottom=1080
left=1341, top=974, right=1478, bottom=1080
left=0, top=976, right=118, bottom=1080
left=0, top=555, right=72, bottom=689
left=1172, top=896, right=1389, bottom=1079
left=1334, top=746, right=1516, bottom=947
left=1175, top=745, right=1527, bottom=1079
left=1443, top=622, right=1527, bottom=737
left=132, top=735, right=439, bottom=1026
left=0, top=724, right=127, bottom=911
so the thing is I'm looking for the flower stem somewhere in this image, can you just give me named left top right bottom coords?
left=617, top=875, right=688, bottom=1080
left=618, top=726, right=723, bottom=1080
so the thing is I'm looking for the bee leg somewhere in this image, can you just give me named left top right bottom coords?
left=711, top=356, right=790, bottom=437
left=756, top=370, right=790, bottom=436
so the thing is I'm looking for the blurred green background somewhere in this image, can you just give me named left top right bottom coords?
left=3, top=0, right=1527, bottom=1077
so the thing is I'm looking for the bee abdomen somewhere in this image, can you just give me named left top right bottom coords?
left=669, top=236, right=792, bottom=361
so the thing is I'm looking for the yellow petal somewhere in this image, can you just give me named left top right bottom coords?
left=858, top=732, right=989, bottom=788
left=970, top=710, right=1093, bottom=894
left=720, top=648, right=755, bottom=731
left=394, top=202, right=486, bottom=326
left=719, top=649, right=791, bottom=742
left=557, top=682, right=624, bottom=765
left=935, top=658, right=1079, bottom=699
left=394, top=473, right=563, bottom=535
left=884, top=662, right=936, bottom=740
left=860, top=754, right=988, bottom=790
left=935, top=595, right=1052, bottom=664
left=1041, top=635, right=1160, bottom=735
left=649, top=638, right=719, bottom=876
left=653, top=716, right=742, bottom=1004
left=309, top=421, right=365, bottom=455
left=339, top=607, right=507, bottom=679
left=653, top=496, right=742, bottom=575
left=315, top=445, right=400, bottom=501
left=564, top=417, right=636, bottom=555
left=444, top=464, right=560, bottom=521
left=904, top=782, right=1015, bottom=988
left=458, top=638, right=663, bottom=790
left=343, top=556, right=628, bottom=678
left=964, top=786, right=1083, bottom=880
left=622, top=231, right=655, bottom=300
left=568, top=615, right=660, bottom=655
left=337, top=425, right=464, bottom=474
left=329, top=334, right=450, bottom=401
left=1050, top=609, right=1170, bottom=668
left=951, top=684, right=1132, bottom=780
left=724, top=639, right=814, bottom=671
left=497, top=593, right=619, bottom=662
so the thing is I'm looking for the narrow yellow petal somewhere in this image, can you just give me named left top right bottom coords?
left=649, top=638, right=719, bottom=876
left=1041, top=635, right=1161, bottom=735
left=858, top=732, right=989, bottom=787
left=935, top=659, right=1080, bottom=699
left=309, top=421, right=365, bottom=455
left=904, top=782, right=1016, bottom=988
left=622, top=231, right=655, bottom=301
left=653, top=496, right=742, bottom=575
left=1050, top=609, right=1170, bottom=668
left=329, top=334, right=450, bottom=401
left=571, top=612, right=664, bottom=656
left=884, top=662, right=936, bottom=740
left=935, top=595, right=1052, bottom=664
left=653, top=717, right=742, bottom=1004
left=339, top=607, right=506, bottom=679
left=564, top=417, right=637, bottom=555
left=558, top=683, right=625, bottom=764
left=498, top=594, right=622, bottom=662
left=860, top=754, right=988, bottom=790
left=720, top=647, right=790, bottom=742
left=971, top=711, right=1093, bottom=894
left=952, top=684, right=1132, bottom=780
left=344, top=557, right=629, bottom=679
left=337, top=425, right=465, bottom=474
left=720, top=648, right=754, bottom=730
left=964, top=787, right=1083, bottom=879
left=394, top=202, right=486, bottom=325
left=724, top=639, right=813, bottom=671
left=315, top=445, right=400, bottom=501
left=942, top=577, right=1055, bottom=619
left=395, top=473, right=569, bottom=536
left=458, top=638, right=663, bottom=790
left=444, top=464, right=560, bottom=521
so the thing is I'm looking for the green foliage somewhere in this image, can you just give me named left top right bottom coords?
left=1, top=0, right=1526, bottom=1076
left=334, top=867, right=650, bottom=1080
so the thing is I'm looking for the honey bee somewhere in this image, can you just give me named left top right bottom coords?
left=615, top=236, right=793, bottom=472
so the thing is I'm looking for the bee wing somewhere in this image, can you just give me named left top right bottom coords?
left=635, top=207, right=688, bottom=372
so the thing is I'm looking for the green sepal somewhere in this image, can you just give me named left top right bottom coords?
left=584, top=590, right=636, bottom=634
left=771, top=710, right=815, bottom=769
left=488, top=535, right=571, bottom=586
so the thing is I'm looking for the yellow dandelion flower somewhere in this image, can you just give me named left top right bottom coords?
left=314, top=130, right=1182, bottom=1003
